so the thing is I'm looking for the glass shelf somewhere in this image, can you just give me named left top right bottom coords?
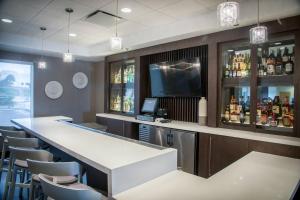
left=256, top=86, right=294, bottom=132
left=109, top=59, right=135, bottom=114
left=220, top=41, right=251, bottom=126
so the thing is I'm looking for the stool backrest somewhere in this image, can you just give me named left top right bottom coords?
left=0, top=130, right=27, bottom=151
left=0, top=129, right=26, bottom=138
left=39, top=174, right=102, bottom=200
left=0, top=126, right=20, bottom=131
left=9, top=147, right=53, bottom=162
left=27, top=160, right=80, bottom=177
left=7, top=137, right=39, bottom=149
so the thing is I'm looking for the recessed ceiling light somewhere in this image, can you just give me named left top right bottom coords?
left=69, top=33, right=77, bottom=37
left=1, top=18, right=13, bottom=23
left=121, top=7, right=132, bottom=13
left=274, top=42, right=281, bottom=45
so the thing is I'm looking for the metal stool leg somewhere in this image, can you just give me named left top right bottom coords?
left=8, top=166, right=17, bottom=200
left=3, top=158, right=13, bottom=200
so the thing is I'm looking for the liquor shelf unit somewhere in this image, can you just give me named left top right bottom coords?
left=104, top=15, right=300, bottom=138
left=218, top=34, right=298, bottom=137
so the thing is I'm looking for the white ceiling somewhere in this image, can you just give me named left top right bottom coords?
left=0, top=0, right=299, bottom=61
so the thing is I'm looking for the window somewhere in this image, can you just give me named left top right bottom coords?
left=0, top=60, right=33, bottom=125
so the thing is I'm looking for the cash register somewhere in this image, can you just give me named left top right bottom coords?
left=136, top=98, right=158, bottom=122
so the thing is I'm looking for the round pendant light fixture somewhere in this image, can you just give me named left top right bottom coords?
left=63, top=8, right=74, bottom=62
left=250, top=0, right=268, bottom=44
left=110, top=0, right=122, bottom=51
left=38, top=27, right=47, bottom=69
left=217, top=1, right=239, bottom=27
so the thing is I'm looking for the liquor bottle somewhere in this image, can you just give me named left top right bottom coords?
left=229, top=65, right=233, bottom=78
left=267, top=97, right=273, bottom=117
left=256, top=101, right=262, bottom=124
left=245, top=96, right=250, bottom=113
left=260, top=106, right=268, bottom=125
left=272, top=96, right=281, bottom=123
left=240, top=109, right=245, bottom=124
left=232, top=64, right=237, bottom=77
left=275, top=49, right=283, bottom=75
left=267, top=50, right=275, bottom=75
left=224, top=105, right=230, bottom=122
left=285, top=54, right=294, bottom=74
left=224, top=64, right=229, bottom=78
left=124, top=68, right=128, bottom=83
left=239, top=96, right=245, bottom=113
left=290, top=46, right=295, bottom=63
left=282, top=47, right=289, bottom=64
left=230, top=96, right=238, bottom=122
left=236, top=64, right=242, bottom=77
left=230, top=95, right=237, bottom=114
left=258, top=63, right=264, bottom=77
left=281, top=96, right=290, bottom=115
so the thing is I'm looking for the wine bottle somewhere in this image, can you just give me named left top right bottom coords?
left=237, top=64, right=242, bottom=77
left=267, top=50, right=275, bottom=75
left=282, top=47, right=289, bottom=63
left=272, top=96, right=281, bottom=124
left=285, top=53, right=294, bottom=74
left=275, top=49, right=283, bottom=75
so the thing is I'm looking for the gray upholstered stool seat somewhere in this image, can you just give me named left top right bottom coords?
left=66, top=182, right=94, bottom=190
left=32, top=174, right=77, bottom=184
left=14, top=159, right=29, bottom=168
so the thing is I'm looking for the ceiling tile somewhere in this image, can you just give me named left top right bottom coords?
left=109, top=20, right=147, bottom=36
left=0, top=0, right=41, bottom=22
left=158, top=0, right=208, bottom=19
left=70, top=0, right=113, bottom=9
left=132, top=10, right=176, bottom=27
left=135, top=0, right=181, bottom=10
left=100, top=0, right=154, bottom=20
left=44, top=0, right=96, bottom=21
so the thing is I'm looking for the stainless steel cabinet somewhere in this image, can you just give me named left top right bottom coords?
left=139, top=124, right=196, bottom=174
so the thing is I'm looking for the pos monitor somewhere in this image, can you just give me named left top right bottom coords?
left=141, top=98, right=158, bottom=114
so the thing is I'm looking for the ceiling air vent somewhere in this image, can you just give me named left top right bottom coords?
left=84, top=10, right=126, bottom=28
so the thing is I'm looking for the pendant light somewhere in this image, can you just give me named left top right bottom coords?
left=110, top=0, right=122, bottom=51
left=63, top=8, right=74, bottom=62
left=38, top=27, right=47, bottom=69
left=250, top=0, right=268, bottom=44
left=217, top=0, right=239, bottom=27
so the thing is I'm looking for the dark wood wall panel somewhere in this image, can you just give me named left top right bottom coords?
left=158, top=97, right=200, bottom=122
left=141, top=45, right=208, bottom=122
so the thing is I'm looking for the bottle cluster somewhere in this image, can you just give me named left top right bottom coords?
left=223, top=96, right=251, bottom=124
left=257, top=96, right=294, bottom=128
left=258, top=46, right=294, bottom=76
left=224, top=52, right=251, bottom=78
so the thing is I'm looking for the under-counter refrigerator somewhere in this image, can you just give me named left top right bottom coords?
left=139, top=124, right=196, bottom=174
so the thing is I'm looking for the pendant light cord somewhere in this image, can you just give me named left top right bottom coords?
left=257, top=0, right=260, bottom=26
left=67, top=11, right=70, bottom=53
left=115, top=0, right=118, bottom=37
left=41, top=29, right=44, bottom=59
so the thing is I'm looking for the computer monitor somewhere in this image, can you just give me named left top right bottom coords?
left=141, top=98, right=158, bottom=114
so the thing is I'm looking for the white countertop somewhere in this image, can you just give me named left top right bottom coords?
left=12, top=116, right=177, bottom=196
left=96, top=113, right=300, bottom=147
left=114, top=151, right=300, bottom=200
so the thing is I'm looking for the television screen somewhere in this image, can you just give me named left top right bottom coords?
left=149, top=58, right=202, bottom=97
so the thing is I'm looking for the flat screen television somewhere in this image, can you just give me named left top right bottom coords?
left=149, top=57, right=202, bottom=97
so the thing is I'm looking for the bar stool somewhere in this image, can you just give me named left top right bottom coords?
left=3, top=147, right=53, bottom=200
left=39, top=173, right=102, bottom=200
left=27, top=159, right=83, bottom=200
left=0, top=129, right=27, bottom=183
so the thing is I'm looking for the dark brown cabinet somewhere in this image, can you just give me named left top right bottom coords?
left=198, top=133, right=300, bottom=178
left=96, top=116, right=138, bottom=139
left=209, top=135, right=249, bottom=175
